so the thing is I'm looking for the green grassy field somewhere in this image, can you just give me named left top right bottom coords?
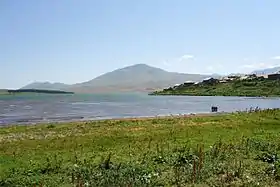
left=1, top=109, right=280, bottom=186
left=152, top=79, right=280, bottom=97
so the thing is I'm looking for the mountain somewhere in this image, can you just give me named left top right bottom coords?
left=21, top=64, right=211, bottom=93
left=69, top=64, right=209, bottom=93
left=21, top=82, right=70, bottom=90
left=252, top=67, right=280, bottom=75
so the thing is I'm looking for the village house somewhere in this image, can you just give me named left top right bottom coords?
left=247, top=74, right=257, bottom=79
left=220, top=77, right=231, bottom=82
left=183, top=81, right=195, bottom=86
left=219, top=80, right=228, bottom=83
left=163, top=87, right=173, bottom=91
left=228, top=75, right=241, bottom=80
left=220, top=75, right=240, bottom=82
left=202, top=77, right=219, bottom=84
left=239, top=74, right=256, bottom=80
left=172, top=83, right=181, bottom=89
left=240, top=75, right=249, bottom=80
left=268, top=71, right=280, bottom=80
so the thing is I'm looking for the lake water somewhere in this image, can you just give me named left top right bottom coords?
left=0, top=93, right=280, bottom=125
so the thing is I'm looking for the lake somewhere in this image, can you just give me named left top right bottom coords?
left=0, top=93, right=280, bottom=125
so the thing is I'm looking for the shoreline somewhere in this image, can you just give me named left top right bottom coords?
left=0, top=112, right=226, bottom=128
left=150, top=93, right=279, bottom=98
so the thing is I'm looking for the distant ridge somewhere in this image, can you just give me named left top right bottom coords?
left=21, top=82, right=70, bottom=90
left=22, top=64, right=210, bottom=93
left=252, top=66, right=280, bottom=75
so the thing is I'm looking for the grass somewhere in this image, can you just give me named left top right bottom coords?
left=152, top=79, right=280, bottom=97
left=1, top=109, right=280, bottom=186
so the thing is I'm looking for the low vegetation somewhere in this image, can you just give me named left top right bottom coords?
left=1, top=109, right=280, bottom=186
left=152, top=79, right=280, bottom=97
left=7, top=89, right=74, bottom=94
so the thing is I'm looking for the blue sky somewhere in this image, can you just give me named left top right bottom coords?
left=1, top=0, right=280, bottom=88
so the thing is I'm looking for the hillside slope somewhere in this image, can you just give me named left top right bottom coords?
left=70, top=64, right=209, bottom=92
left=152, top=78, right=280, bottom=97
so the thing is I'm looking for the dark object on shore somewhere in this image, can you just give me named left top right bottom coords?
left=211, top=106, right=218, bottom=112
left=7, top=89, right=74, bottom=94
left=268, top=73, right=280, bottom=80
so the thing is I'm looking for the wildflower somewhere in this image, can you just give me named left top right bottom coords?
left=153, top=172, right=159, bottom=177
left=142, top=173, right=152, bottom=183
left=96, top=172, right=102, bottom=177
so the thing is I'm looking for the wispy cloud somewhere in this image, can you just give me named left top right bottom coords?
left=179, top=54, right=194, bottom=61
left=271, top=56, right=280, bottom=60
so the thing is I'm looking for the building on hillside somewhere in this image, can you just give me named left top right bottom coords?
left=268, top=72, right=280, bottom=80
left=163, top=87, right=173, bottom=91
left=219, top=80, right=228, bottom=83
left=220, top=77, right=231, bottom=82
left=220, top=75, right=238, bottom=82
left=247, top=74, right=257, bottom=79
left=183, top=81, right=195, bottom=86
left=240, top=76, right=249, bottom=80
left=173, top=83, right=181, bottom=89
left=228, top=75, right=240, bottom=79
left=239, top=74, right=258, bottom=80
left=203, top=77, right=212, bottom=81
left=202, top=77, right=219, bottom=84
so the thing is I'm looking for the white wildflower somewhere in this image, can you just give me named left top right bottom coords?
left=153, top=172, right=159, bottom=177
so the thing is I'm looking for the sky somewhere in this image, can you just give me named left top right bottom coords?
left=1, top=0, right=280, bottom=88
